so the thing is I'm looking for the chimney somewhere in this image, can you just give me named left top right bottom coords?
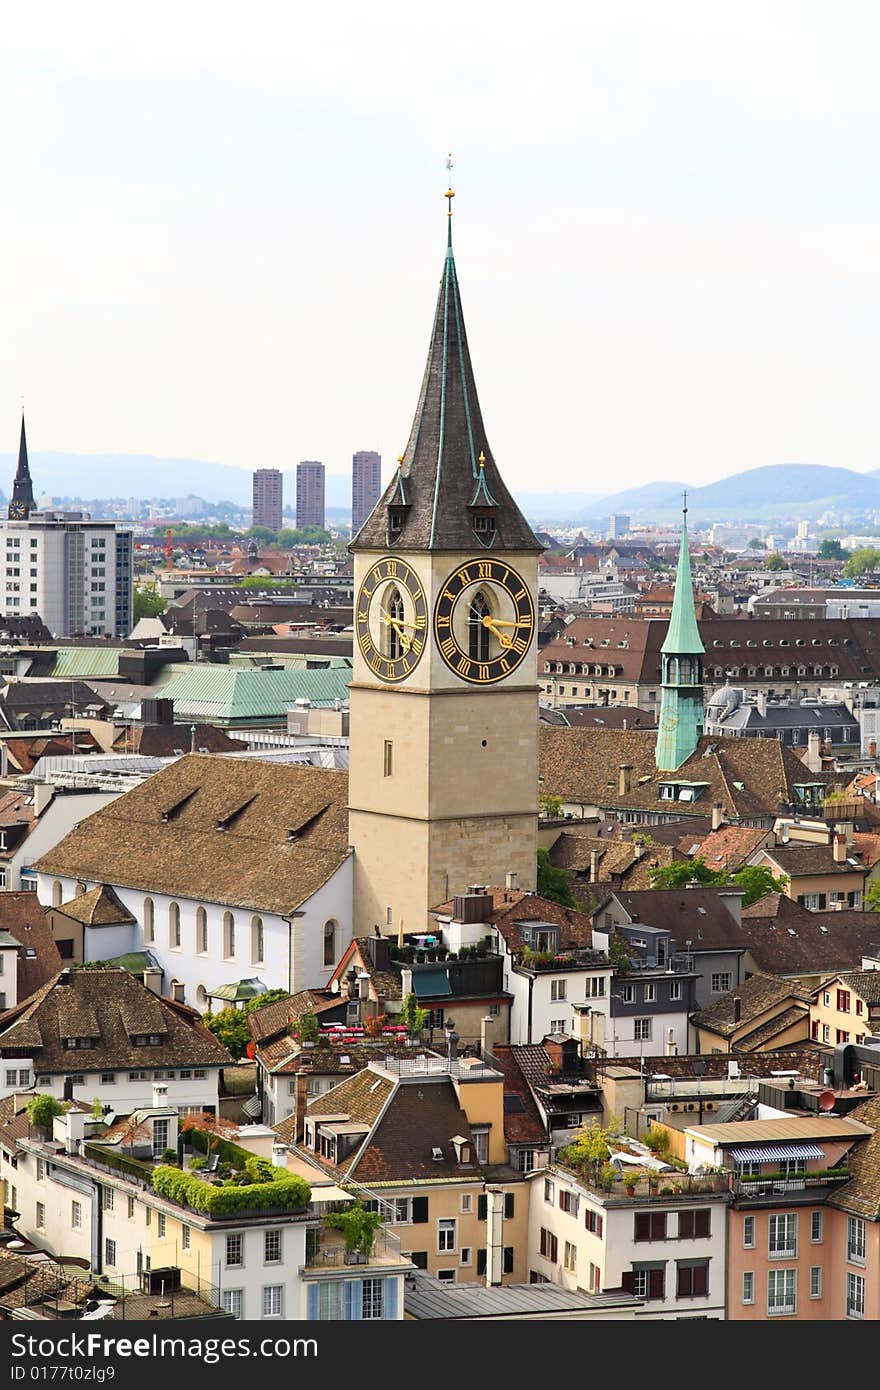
left=485, top=1186, right=505, bottom=1287
left=805, top=729, right=822, bottom=772
left=271, top=1142, right=288, bottom=1168
left=142, top=967, right=163, bottom=995
left=152, top=1081, right=168, bottom=1109
left=633, top=842, right=645, bottom=861
left=711, top=802, right=724, bottom=832
left=294, top=1066, right=311, bottom=1142
left=835, top=821, right=855, bottom=851
left=733, top=995, right=742, bottom=1024
left=505, top=870, right=518, bottom=892
left=445, top=1020, right=459, bottom=1065
left=33, top=781, right=54, bottom=817
left=590, top=849, right=601, bottom=882
left=357, top=971, right=371, bottom=1001
left=833, top=832, right=847, bottom=864
left=170, top=980, right=185, bottom=1004
left=618, top=764, right=633, bottom=796
left=480, top=1012, right=501, bottom=1058
left=665, top=1027, right=677, bottom=1057
left=756, top=690, right=767, bottom=717
left=400, top=967, right=413, bottom=1000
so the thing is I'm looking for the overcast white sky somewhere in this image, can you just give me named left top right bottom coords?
left=3, top=2, right=880, bottom=496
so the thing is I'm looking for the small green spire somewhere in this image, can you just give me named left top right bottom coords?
left=661, top=493, right=705, bottom=656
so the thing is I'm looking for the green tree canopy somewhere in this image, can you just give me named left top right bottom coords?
left=26, top=1094, right=67, bottom=1133
left=818, top=538, right=849, bottom=561
left=133, top=583, right=166, bottom=621
left=747, top=537, right=767, bottom=550
left=203, top=988, right=290, bottom=1059
left=537, top=847, right=576, bottom=907
left=765, top=552, right=785, bottom=571
left=844, top=547, right=880, bottom=578
left=647, top=857, right=788, bottom=908
left=398, top=991, right=429, bottom=1039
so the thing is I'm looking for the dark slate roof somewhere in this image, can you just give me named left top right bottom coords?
left=738, top=902, right=880, bottom=976
left=611, top=888, right=747, bottom=951
left=351, top=226, right=541, bottom=555
left=403, top=1271, right=642, bottom=1318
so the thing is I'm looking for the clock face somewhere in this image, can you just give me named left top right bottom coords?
left=433, top=558, right=534, bottom=684
left=7, top=501, right=25, bottom=520
left=356, top=556, right=428, bottom=683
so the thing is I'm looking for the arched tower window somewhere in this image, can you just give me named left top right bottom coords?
left=468, top=591, right=491, bottom=662
left=385, top=587, right=405, bottom=659
left=223, top=912, right=236, bottom=960
left=168, top=901, right=181, bottom=949
left=52, top=881, right=63, bottom=907
left=251, top=916, right=264, bottom=965
left=143, top=897, right=154, bottom=944
left=196, top=906, right=208, bottom=955
left=323, top=919, right=337, bottom=968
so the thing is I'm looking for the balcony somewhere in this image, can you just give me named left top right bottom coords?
left=555, top=1158, right=730, bottom=1203
left=732, top=1169, right=850, bottom=1201
left=301, top=1224, right=408, bottom=1274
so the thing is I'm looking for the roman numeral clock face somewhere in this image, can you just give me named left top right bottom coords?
left=356, top=557, right=428, bottom=682
left=433, top=559, right=535, bottom=684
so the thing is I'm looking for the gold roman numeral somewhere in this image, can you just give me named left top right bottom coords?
left=512, top=637, right=528, bottom=655
left=499, top=657, right=510, bottom=674
left=436, top=613, right=451, bottom=628
left=456, top=655, right=472, bottom=676
left=477, top=562, right=492, bottom=579
left=478, top=664, right=490, bottom=681
left=513, top=587, right=527, bottom=602
left=411, top=639, right=424, bottom=656
left=440, top=636, right=457, bottom=660
left=385, top=559, right=398, bottom=577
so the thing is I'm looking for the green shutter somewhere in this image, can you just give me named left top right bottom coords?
left=476, top=1248, right=487, bottom=1276
left=504, top=1192, right=514, bottom=1218
left=477, top=1194, right=487, bottom=1221
left=411, top=1196, right=429, bottom=1224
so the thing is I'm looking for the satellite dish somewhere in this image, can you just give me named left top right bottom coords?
left=330, top=978, right=340, bottom=995
left=818, top=1090, right=836, bottom=1111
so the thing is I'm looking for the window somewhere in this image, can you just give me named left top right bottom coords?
left=468, top=592, right=491, bottom=662
left=169, top=901, right=182, bottom=950
left=102, top=1187, right=114, bottom=1213
left=768, top=1213, right=796, bottom=1258
left=836, top=1029, right=850, bottom=1044
left=585, top=1209, right=603, bottom=1237
left=808, top=1210, right=822, bottom=1244
left=550, top=1019, right=566, bottom=1034
left=810, top=1266, right=823, bottom=1299
left=223, top=912, right=235, bottom=959
left=635, top=1212, right=667, bottom=1242
left=550, top=979, right=567, bottom=1002
left=621, top=984, right=634, bottom=1003
left=436, top=1269, right=456, bottom=1284
left=36, top=1159, right=45, bottom=1181
left=157, top=1212, right=166, bottom=1238
left=836, top=989, right=851, bottom=1013
left=515, top=1149, right=536, bottom=1173
left=634, top=1018, right=652, bottom=1041
left=262, top=1285, right=283, bottom=1318
left=323, top=920, right=336, bottom=968
left=251, top=916, right=264, bottom=965
left=355, top=1278, right=383, bottom=1321
left=222, top=1290, right=243, bottom=1319
left=711, top=972, right=731, bottom=993
left=35, top=1201, right=45, bottom=1229
left=143, top=897, right=154, bottom=943
left=742, top=1271, right=754, bottom=1305
left=71, top=1201, right=82, bottom=1229
left=643, top=983, right=655, bottom=1003
left=676, top=1261, right=709, bottom=1297
left=669, top=981, right=682, bottom=1001
left=767, top=1268, right=796, bottom=1315
left=460, top=1247, right=471, bottom=1266
left=586, top=977, right=606, bottom=998
left=264, top=1230, right=281, bottom=1263
left=822, top=1024, right=830, bottom=1043
left=127, top=1196, right=135, bottom=1219
left=678, top=1209, right=710, bottom=1240
left=847, top=1215, right=866, bottom=1265
left=627, top=1267, right=665, bottom=1300
left=539, top=1228, right=558, bottom=1262
left=226, top=1234, right=244, bottom=1267
left=544, top=1179, right=555, bottom=1204
left=104, top=1239, right=116, bottom=1268
left=559, top=1189, right=579, bottom=1217
left=182, top=1224, right=191, bottom=1250
left=383, top=740, right=393, bottom=777
left=563, top=1241, right=577, bottom=1272
left=438, top=1218, right=456, bottom=1252
left=847, top=1271, right=865, bottom=1319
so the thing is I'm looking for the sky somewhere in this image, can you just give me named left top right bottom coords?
left=4, top=2, right=880, bottom=499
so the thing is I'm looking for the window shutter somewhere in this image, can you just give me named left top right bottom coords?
left=383, top=1277, right=398, bottom=1320
left=306, top=1284, right=318, bottom=1320
left=477, top=1248, right=487, bottom=1276
left=695, top=1210, right=710, bottom=1239
left=677, top=1266, right=692, bottom=1297
left=634, top=1213, right=650, bottom=1242
left=693, top=1263, right=708, bottom=1297
left=651, top=1213, right=667, bottom=1241
left=343, top=1280, right=362, bottom=1320
left=649, top=1268, right=665, bottom=1300
left=503, top=1247, right=514, bottom=1274
left=596, top=1213, right=603, bottom=1238
left=411, top=1251, right=428, bottom=1269
left=504, top=1192, right=515, bottom=1219
left=679, top=1211, right=694, bottom=1240
left=621, top=1271, right=636, bottom=1294
left=411, top=1197, right=429, bottom=1224
left=477, top=1195, right=487, bottom=1221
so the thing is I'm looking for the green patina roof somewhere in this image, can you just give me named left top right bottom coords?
left=53, top=648, right=123, bottom=679
left=152, top=664, right=351, bottom=723
left=661, top=506, right=705, bottom=656
left=103, top=950, right=160, bottom=975
left=208, top=978, right=267, bottom=1003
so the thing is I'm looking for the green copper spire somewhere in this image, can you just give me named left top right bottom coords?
left=655, top=496, right=706, bottom=771
left=661, top=494, right=704, bottom=656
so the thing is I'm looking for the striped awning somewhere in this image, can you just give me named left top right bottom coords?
left=733, top=1143, right=824, bottom=1163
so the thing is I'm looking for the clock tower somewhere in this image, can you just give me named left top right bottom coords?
left=8, top=415, right=35, bottom=520
left=348, top=199, right=543, bottom=936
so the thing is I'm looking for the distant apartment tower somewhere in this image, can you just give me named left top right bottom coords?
left=610, top=514, right=630, bottom=539
left=296, top=461, right=325, bottom=530
left=351, top=450, right=381, bottom=535
left=252, top=468, right=283, bottom=531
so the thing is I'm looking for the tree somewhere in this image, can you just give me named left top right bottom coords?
left=818, top=538, right=849, bottom=561
left=845, top=547, right=880, bottom=578
left=558, top=1122, right=615, bottom=1180
left=729, top=865, right=789, bottom=908
left=133, top=583, right=166, bottom=621
left=291, top=1010, right=319, bottom=1044
left=325, top=1201, right=383, bottom=1257
left=747, top=537, right=766, bottom=550
left=765, top=552, right=785, bottom=571
left=538, top=792, right=564, bottom=819
left=179, top=1111, right=239, bottom=1152
left=537, top=847, right=576, bottom=907
left=865, top=879, right=880, bottom=912
left=398, top=991, right=428, bottom=1039
left=26, top=1094, right=67, bottom=1135
left=648, top=857, right=788, bottom=907
left=202, top=1007, right=251, bottom=1059
left=648, top=858, right=725, bottom=891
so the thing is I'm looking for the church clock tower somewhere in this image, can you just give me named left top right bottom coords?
left=348, top=195, right=543, bottom=936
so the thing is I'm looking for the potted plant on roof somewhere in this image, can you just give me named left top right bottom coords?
left=25, top=1093, right=67, bottom=1141
left=324, top=1201, right=383, bottom=1264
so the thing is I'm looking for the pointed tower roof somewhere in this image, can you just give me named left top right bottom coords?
left=352, top=212, right=541, bottom=554
left=9, top=415, right=36, bottom=518
left=661, top=498, right=705, bottom=655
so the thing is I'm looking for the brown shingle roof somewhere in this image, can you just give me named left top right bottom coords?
left=433, top=888, right=597, bottom=954
left=611, top=888, right=747, bottom=951
left=738, top=897, right=880, bottom=976
left=32, top=753, right=351, bottom=915
left=52, top=885, right=136, bottom=928
left=0, top=893, right=62, bottom=999
left=678, top=824, right=770, bottom=871
left=827, top=1096, right=880, bottom=1218
left=0, top=968, right=232, bottom=1073
left=246, top=990, right=338, bottom=1045
left=692, top=971, right=811, bottom=1037
left=761, top=846, right=867, bottom=879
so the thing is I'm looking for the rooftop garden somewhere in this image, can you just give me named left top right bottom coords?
left=152, top=1156, right=311, bottom=1217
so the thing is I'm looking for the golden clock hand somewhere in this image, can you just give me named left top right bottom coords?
left=381, top=612, right=412, bottom=651
left=481, top=615, right=514, bottom=649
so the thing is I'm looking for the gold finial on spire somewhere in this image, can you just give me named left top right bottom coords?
left=478, top=450, right=485, bottom=469
left=445, top=152, right=455, bottom=218
left=397, top=454, right=404, bottom=465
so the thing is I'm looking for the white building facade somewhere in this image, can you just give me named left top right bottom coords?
left=0, top=511, right=132, bottom=638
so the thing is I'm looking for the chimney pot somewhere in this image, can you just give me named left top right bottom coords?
left=733, top=995, right=742, bottom=1024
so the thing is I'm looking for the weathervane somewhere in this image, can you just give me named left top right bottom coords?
left=445, top=152, right=455, bottom=218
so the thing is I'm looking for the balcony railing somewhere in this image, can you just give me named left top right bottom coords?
left=733, top=1171, right=850, bottom=1199
left=554, top=1161, right=730, bottom=1202
left=302, top=1226, right=406, bottom=1273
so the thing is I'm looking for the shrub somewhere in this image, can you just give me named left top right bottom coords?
left=189, top=1156, right=207, bottom=1171
left=161, top=1149, right=178, bottom=1165
left=324, top=1202, right=383, bottom=1256
left=644, top=1126, right=671, bottom=1157
left=151, top=1164, right=311, bottom=1216
left=26, top=1094, right=67, bottom=1133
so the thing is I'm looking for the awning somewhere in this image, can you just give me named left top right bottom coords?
left=412, top=968, right=452, bottom=998
left=733, top=1143, right=824, bottom=1163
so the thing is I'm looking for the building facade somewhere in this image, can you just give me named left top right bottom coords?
left=352, top=450, right=381, bottom=536
left=252, top=469, right=283, bottom=532
left=296, top=461, right=326, bottom=530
